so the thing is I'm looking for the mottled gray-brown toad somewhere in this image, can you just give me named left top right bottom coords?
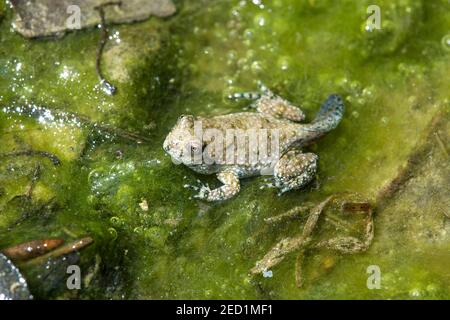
left=163, top=84, right=344, bottom=201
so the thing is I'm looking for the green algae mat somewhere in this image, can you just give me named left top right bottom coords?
left=0, top=0, right=449, bottom=299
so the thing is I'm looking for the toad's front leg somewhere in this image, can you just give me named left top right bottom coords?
left=274, top=150, right=318, bottom=194
left=194, top=169, right=241, bottom=202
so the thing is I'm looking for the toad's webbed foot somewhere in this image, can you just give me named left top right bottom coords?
left=229, top=81, right=271, bottom=101
left=184, top=179, right=211, bottom=200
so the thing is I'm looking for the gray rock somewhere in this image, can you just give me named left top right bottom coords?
left=0, top=253, right=33, bottom=300
left=11, top=0, right=176, bottom=38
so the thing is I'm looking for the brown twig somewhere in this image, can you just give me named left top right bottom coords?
left=251, top=195, right=374, bottom=288
left=0, top=150, right=61, bottom=166
left=250, top=196, right=333, bottom=275
left=94, top=1, right=122, bottom=96
left=23, top=237, right=94, bottom=267
left=294, top=249, right=306, bottom=288
left=2, top=239, right=64, bottom=262
left=25, top=164, right=42, bottom=198
left=264, top=204, right=312, bottom=224
left=376, top=112, right=446, bottom=209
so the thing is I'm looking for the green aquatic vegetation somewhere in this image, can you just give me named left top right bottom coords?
left=0, top=0, right=449, bottom=299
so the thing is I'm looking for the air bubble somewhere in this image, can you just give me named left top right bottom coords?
left=254, top=14, right=267, bottom=27
left=441, top=34, right=450, bottom=52
left=409, top=288, right=422, bottom=297
left=277, top=56, right=291, bottom=71
left=251, top=61, right=264, bottom=73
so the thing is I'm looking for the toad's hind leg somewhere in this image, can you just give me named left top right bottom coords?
left=274, top=150, right=318, bottom=194
left=193, top=170, right=241, bottom=202
left=231, top=83, right=306, bottom=122
left=255, top=93, right=306, bottom=122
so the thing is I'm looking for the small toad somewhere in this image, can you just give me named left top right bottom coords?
left=163, top=84, right=344, bottom=201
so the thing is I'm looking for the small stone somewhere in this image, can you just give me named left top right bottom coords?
left=139, top=198, right=149, bottom=211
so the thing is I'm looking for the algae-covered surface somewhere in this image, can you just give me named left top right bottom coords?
left=0, top=0, right=449, bottom=299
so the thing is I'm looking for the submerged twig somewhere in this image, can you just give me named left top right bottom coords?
left=90, top=121, right=152, bottom=144
left=376, top=112, right=446, bottom=208
left=294, top=249, right=306, bottom=288
left=8, top=198, right=58, bottom=230
left=251, top=196, right=333, bottom=275
left=25, top=164, right=41, bottom=198
left=94, top=1, right=122, bottom=96
left=23, top=237, right=93, bottom=267
left=73, top=111, right=152, bottom=144
left=251, top=194, right=373, bottom=288
left=2, top=239, right=64, bottom=262
left=0, top=150, right=61, bottom=166
left=264, top=204, right=312, bottom=224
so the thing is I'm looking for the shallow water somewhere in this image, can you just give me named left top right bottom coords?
left=0, top=0, right=449, bottom=299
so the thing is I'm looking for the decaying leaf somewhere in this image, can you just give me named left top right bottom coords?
left=11, top=0, right=176, bottom=38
